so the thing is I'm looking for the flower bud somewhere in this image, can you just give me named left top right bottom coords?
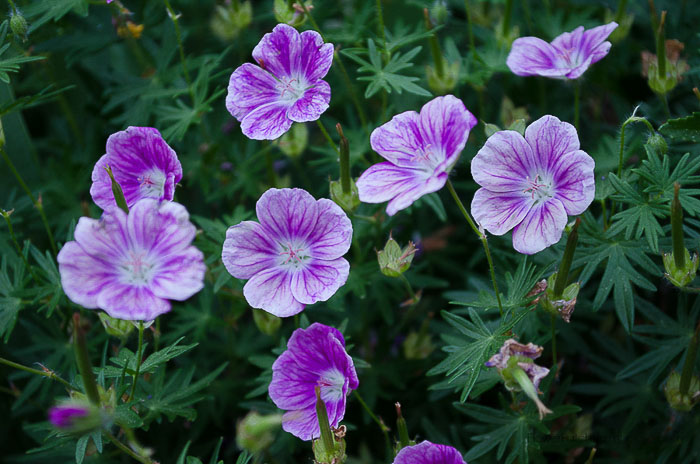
left=274, top=0, right=312, bottom=28
left=99, top=312, right=135, bottom=338
left=402, top=331, right=434, bottom=360
left=276, top=122, right=308, bottom=158
left=426, top=60, right=460, bottom=95
left=539, top=274, right=580, bottom=323
left=210, top=0, right=253, bottom=41
left=664, top=183, right=698, bottom=288
left=646, top=132, right=667, bottom=155
left=236, top=411, right=282, bottom=453
left=10, top=12, right=28, bottom=42
left=664, top=371, right=700, bottom=412
left=49, top=389, right=114, bottom=435
left=429, top=0, right=449, bottom=25
left=377, top=237, right=417, bottom=278
left=330, top=179, right=361, bottom=214
left=252, top=308, right=282, bottom=336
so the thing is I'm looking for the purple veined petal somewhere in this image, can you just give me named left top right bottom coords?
left=306, top=199, right=352, bottom=260
left=584, top=23, right=617, bottom=64
left=290, top=257, right=350, bottom=305
left=243, top=267, right=304, bottom=317
left=518, top=361, right=550, bottom=391
left=370, top=110, right=428, bottom=168
left=551, top=149, right=595, bottom=215
left=471, top=188, right=534, bottom=236
left=90, top=154, right=114, bottom=210
left=226, top=62, right=280, bottom=121
left=283, top=323, right=356, bottom=383
left=222, top=221, right=279, bottom=279
left=356, top=162, right=427, bottom=204
left=506, top=37, right=568, bottom=77
left=385, top=172, right=448, bottom=216
left=298, top=30, right=334, bottom=82
left=126, top=200, right=196, bottom=258
left=96, top=282, right=171, bottom=321
left=471, top=130, right=537, bottom=193
left=269, top=350, right=318, bottom=411
left=240, top=100, right=294, bottom=140
left=150, top=246, right=206, bottom=301
left=252, top=23, right=302, bottom=79
left=524, top=115, right=580, bottom=174
left=512, top=198, right=567, bottom=254
left=393, top=441, right=467, bottom=464
left=563, top=55, right=594, bottom=79
left=287, top=80, right=331, bottom=123
left=256, top=188, right=319, bottom=244
left=550, top=26, right=585, bottom=63
left=281, top=407, right=319, bottom=441
left=418, top=95, right=477, bottom=169
left=57, top=241, right=116, bottom=309
left=72, top=213, right=129, bottom=261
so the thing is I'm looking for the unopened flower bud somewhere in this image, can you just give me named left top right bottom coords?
left=252, top=308, right=282, bottom=336
left=276, top=122, right=308, bottom=158
left=236, top=411, right=282, bottom=453
left=10, top=12, right=28, bottom=42
left=49, top=390, right=114, bottom=435
left=664, top=371, right=700, bottom=412
left=429, top=0, right=449, bottom=25
left=378, top=237, right=417, bottom=277
left=646, top=132, right=667, bottom=155
left=330, top=179, right=361, bottom=214
left=210, top=0, right=253, bottom=41
left=664, top=183, right=698, bottom=288
left=98, top=312, right=135, bottom=338
left=426, top=60, right=460, bottom=95
left=274, top=0, right=312, bottom=27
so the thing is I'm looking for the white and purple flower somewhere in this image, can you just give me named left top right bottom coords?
left=268, top=323, right=359, bottom=441
left=226, top=23, right=334, bottom=140
left=90, top=127, right=182, bottom=210
left=356, top=95, right=477, bottom=216
left=393, top=441, right=467, bottom=464
left=506, top=22, right=617, bottom=79
left=57, top=199, right=206, bottom=321
left=470, top=115, right=595, bottom=255
left=222, top=188, right=352, bottom=317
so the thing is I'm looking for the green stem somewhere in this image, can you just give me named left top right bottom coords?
left=73, top=313, right=100, bottom=405
left=464, top=0, right=477, bottom=59
left=0, top=357, right=73, bottom=391
left=395, top=402, right=410, bottom=449
left=446, top=180, right=504, bottom=316
left=1, top=147, right=57, bottom=255
left=336, top=124, right=351, bottom=194
left=7, top=0, right=17, bottom=14
left=655, top=11, right=667, bottom=80
left=573, top=79, right=580, bottom=131
left=553, top=218, right=580, bottom=298
left=376, top=0, right=388, bottom=61
left=672, top=183, right=686, bottom=269
left=163, top=0, right=193, bottom=94
left=105, top=431, right=154, bottom=464
left=316, top=120, right=339, bottom=154
left=424, top=8, right=445, bottom=77
left=315, top=387, right=335, bottom=453
left=679, top=321, right=700, bottom=395
left=129, top=321, right=145, bottom=402
left=551, top=315, right=557, bottom=369
left=353, top=390, right=392, bottom=454
left=398, top=274, right=417, bottom=303
left=614, top=0, right=628, bottom=24
left=501, top=0, right=514, bottom=38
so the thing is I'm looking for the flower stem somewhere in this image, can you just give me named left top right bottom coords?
left=163, top=0, right=192, bottom=92
left=314, top=387, right=336, bottom=453
left=376, top=0, right=388, bottom=62
left=353, top=390, right=392, bottom=457
left=550, top=315, right=557, bottom=370
left=335, top=123, right=351, bottom=194
left=1, top=146, right=57, bottom=255
left=446, top=180, right=504, bottom=316
left=501, top=0, right=514, bottom=39
left=7, top=0, right=17, bottom=14
left=395, top=402, right=410, bottom=448
left=129, top=321, right=145, bottom=402
left=73, top=313, right=101, bottom=405
left=399, top=274, right=417, bottom=303
left=679, top=321, right=700, bottom=396
left=573, top=79, right=581, bottom=131
left=614, top=0, right=628, bottom=24
left=105, top=431, right=154, bottom=464
left=424, top=8, right=445, bottom=77
left=464, top=0, right=477, bottom=59
left=671, top=183, right=686, bottom=269
left=655, top=11, right=667, bottom=80
left=0, top=356, right=74, bottom=391
left=316, top=120, right=339, bottom=154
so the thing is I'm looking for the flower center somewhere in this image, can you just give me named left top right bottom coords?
left=119, top=250, right=156, bottom=286
left=317, top=368, right=346, bottom=402
left=137, top=169, right=166, bottom=199
left=277, top=76, right=307, bottom=103
left=523, top=174, right=553, bottom=204
left=278, top=241, right=309, bottom=268
left=557, top=46, right=581, bottom=68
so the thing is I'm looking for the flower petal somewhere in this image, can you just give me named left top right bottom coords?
left=306, top=199, right=352, bottom=260
left=287, top=80, right=331, bottom=123
left=418, top=95, right=477, bottom=169
left=506, top=37, right=567, bottom=77
left=512, top=198, right=567, bottom=254
left=256, top=188, right=319, bottom=244
left=385, top=172, right=447, bottom=216
left=240, top=101, right=293, bottom=140
left=370, top=110, right=428, bottom=167
left=243, top=267, right=304, bottom=317
left=222, top=221, right=279, bottom=279
left=298, top=30, right=334, bottom=82
left=471, top=188, right=534, bottom=236
left=150, top=246, right=206, bottom=301
left=269, top=350, right=318, bottom=410
left=394, top=441, right=467, bottom=464
left=551, top=149, right=595, bottom=215
left=471, top=130, right=536, bottom=192
left=252, top=23, right=301, bottom=78
left=57, top=241, right=116, bottom=309
left=583, top=22, right=617, bottom=64
left=290, top=258, right=350, bottom=305
left=97, top=283, right=171, bottom=321
left=524, top=115, right=580, bottom=174
left=127, top=200, right=196, bottom=258
left=281, top=407, right=319, bottom=441
left=226, top=62, right=280, bottom=121
left=73, top=212, right=129, bottom=260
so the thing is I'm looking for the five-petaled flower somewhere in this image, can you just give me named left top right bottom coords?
left=226, top=23, right=334, bottom=140
left=268, top=323, right=359, bottom=441
left=356, top=95, right=477, bottom=216
left=393, top=441, right=467, bottom=464
left=90, top=127, right=182, bottom=211
left=222, top=188, right=352, bottom=317
left=470, top=115, right=595, bottom=254
left=58, top=199, right=206, bottom=321
left=507, top=22, right=618, bottom=79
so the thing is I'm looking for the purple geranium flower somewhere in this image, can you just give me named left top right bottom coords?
left=393, top=441, right=467, bottom=464
left=268, top=323, right=359, bottom=441
left=48, top=404, right=90, bottom=429
left=226, top=23, right=334, bottom=140
left=221, top=188, right=352, bottom=317
left=470, top=115, right=595, bottom=254
left=356, top=95, right=477, bottom=216
left=90, top=127, right=182, bottom=210
left=58, top=199, right=206, bottom=321
left=507, top=22, right=617, bottom=79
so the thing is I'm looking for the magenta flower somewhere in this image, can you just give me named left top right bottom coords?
left=268, top=323, right=359, bottom=441
left=507, top=22, right=617, bottom=79
left=222, top=188, right=352, bottom=317
left=90, top=127, right=182, bottom=210
left=57, top=199, right=206, bottom=321
left=356, top=95, right=477, bottom=216
left=393, top=441, right=467, bottom=464
left=470, top=115, right=594, bottom=254
left=226, top=23, right=333, bottom=140
left=48, top=404, right=90, bottom=429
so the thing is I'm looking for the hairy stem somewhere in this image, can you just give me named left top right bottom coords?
left=0, top=357, right=73, bottom=391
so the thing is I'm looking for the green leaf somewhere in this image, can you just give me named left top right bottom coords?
left=658, top=112, right=700, bottom=143
left=75, top=435, right=89, bottom=464
left=418, top=192, right=447, bottom=221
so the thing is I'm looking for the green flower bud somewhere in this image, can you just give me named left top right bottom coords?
left=276, top=122, right=308, bottom=158
left=646, top=132, right=668, bottom=155
left=210, top=1, right=253, bottom=42
left=663, top=249, right=699, bottom=288
left=274, top=0, right=312, bottom=28
left=312, top=387, right=346, bottom=463
left=377, top=237, right=416, bottom=278
left=329, top=178, right=361, bottom=214
left=402, top=331, right=434, bottom=360
left=236, top=411, right=282, bottom=453
left=664, top=371, right=700, bottom=412
left=426, top=60, right=460, bottom=95
left=98, top=313, right=134, bottom=338
left=429, top=0, right=449, bottom=25
left=10, top=12, right=28, bottom=42
left=252, top=308, right=282, bottom=336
